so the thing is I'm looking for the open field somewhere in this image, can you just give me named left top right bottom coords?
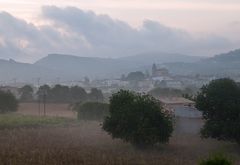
left=0, top=103, right=239, bottom=164
left=17, top=103, right=77, bottom=118
left=0, top=114, right=76, bottom=129
left=0, top=121, right=239, bottom=165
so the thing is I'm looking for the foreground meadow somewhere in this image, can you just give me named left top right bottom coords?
left=0, top=121, right=240, bottom=165
left=0, top=103, right=239, bottom=165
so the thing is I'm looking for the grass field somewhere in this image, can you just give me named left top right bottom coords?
left=0, top=114, right=76, bottom=129
left=0, top=121, right=239, bottom=165
left=0, top=103, right=239, bottom=165
left=17, top=102, right=77, bottom=118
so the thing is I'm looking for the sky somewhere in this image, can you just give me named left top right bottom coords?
left=0, top=0, right=240, bottom=62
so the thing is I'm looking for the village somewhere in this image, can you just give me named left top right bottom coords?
left=0, top=64, right=205, bottom=133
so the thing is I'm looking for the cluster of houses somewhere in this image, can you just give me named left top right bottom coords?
left=90, top=64, right=216, bottom=93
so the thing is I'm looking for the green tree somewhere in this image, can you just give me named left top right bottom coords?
left=37, top=85, right=50, bottom=96
left=19, top=85, right=34, bottom=102
left=88, top=88, right=104, bottom=102
left=70, top=86, right=87, bottom=103
left=50, top=84, right=70, bottom=102
left=196, top=78, right=240, bottom=144
left=103, top=90, right=173, bottom=147
left=37, top=84, right=51, bottom=103
left=0, top=90, right=18, bottom=113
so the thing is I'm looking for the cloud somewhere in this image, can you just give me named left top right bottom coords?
left=0, top=6, right=237, bottom=62
left=0, top=10, right=89, bottom=62
left=42, top=6, right=234, bottom=56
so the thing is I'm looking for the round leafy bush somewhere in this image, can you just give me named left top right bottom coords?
left=103, top=90, right=173, bottom=147
left=0, top=90, right=18, bottom=113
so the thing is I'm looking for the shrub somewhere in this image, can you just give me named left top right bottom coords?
left=0, top=90, right=18, bottom=113
left=76, top=102, right=109, bottom=121
left=103, top=90, right=173, bottom=147
left=199, top=153, right=233, bottom=165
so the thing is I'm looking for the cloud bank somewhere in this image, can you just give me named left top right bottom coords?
left=0, top=6, right=237, bottom=62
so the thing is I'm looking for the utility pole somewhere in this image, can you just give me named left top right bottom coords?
left=37, top=78, right=41, bottom=116
left=38, top=95, right=41, bottom=116
left=43, top=91, right=46, bottom=117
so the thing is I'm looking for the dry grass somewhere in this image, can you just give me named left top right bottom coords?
left=0, top=121, right=239, bottom=165
left=17, top=103, right=77, bottom=118
left=1, top=103, right=238, bottom=164
left=0, top=114, right=75, bottom=129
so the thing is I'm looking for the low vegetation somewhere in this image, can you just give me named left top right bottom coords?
left=0, top=122, right=239, bottom=165
left=75, top=102, right=109, bottom=121
left=199, top=153, right=233, bottom=165
left=0, top=114, right=75, bottom=129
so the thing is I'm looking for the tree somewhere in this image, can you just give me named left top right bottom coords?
left=0, top=90, right=18, bottom=113
left=195, top=78, right=240, bottom=144
left=88, top=88, right=104, bottom=102
left=37, top=84, right=51, bottom=103
left=37, top=85, right=51, bottom=96
left=70, top=86, right=87, bottom=103
left=19, top=85, right=34, bottom=102
left=103, top=90, right=173, bottom=147
left=50, top=84, right=70, bottom=102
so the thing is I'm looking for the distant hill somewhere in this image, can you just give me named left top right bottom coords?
left=0, top=49, right=238, bottom=84
left=206, top=49, right=240, bottom=63
left=35, top=52, right=201, bottom=79
left=119, top=52, right=202, bottom=65
left=164, top=49, right=240, bottom=75
left=0, top=59, right=69, bottom=84
left=2, top=52, right=201, bottom=84
left=34, top=54, right=135, bottom=79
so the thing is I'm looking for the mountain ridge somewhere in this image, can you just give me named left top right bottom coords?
left=0, top=49, right=239, bottom=84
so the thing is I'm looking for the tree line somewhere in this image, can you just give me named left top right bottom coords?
left=19, top=84, right=104, bottom=103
